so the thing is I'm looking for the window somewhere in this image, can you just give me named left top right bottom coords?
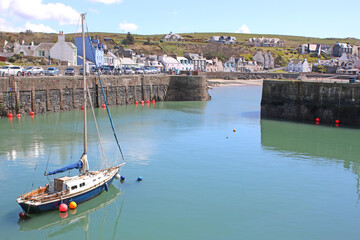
left=71, top=185, right=77, bottom=190
left=80, top=182, right=85, bottom=187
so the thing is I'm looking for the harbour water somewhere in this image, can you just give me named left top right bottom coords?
left=1, top=85, right=360, bottom=239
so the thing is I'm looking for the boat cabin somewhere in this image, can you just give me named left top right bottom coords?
left=49, top=176, right=88, bottom=194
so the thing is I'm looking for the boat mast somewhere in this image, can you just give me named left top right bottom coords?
left=81, top=13, right=87, bottom=154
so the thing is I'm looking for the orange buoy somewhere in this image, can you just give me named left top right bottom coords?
left=315, top=118, right=320, bottom=122
left=335, top=120, right=340, bottom=124
left=135, top=101, right=138, bottom=105
left=233, top=129, right=236, bottom=132
left=8, top=113, right=13, bottom=118
left=59, top=203, right=68, bottom=212
left=69, top=201, right=77, bottom=209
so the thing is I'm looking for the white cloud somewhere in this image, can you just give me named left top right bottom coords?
left=0, top=17, right=55, bottom=33
left=119, top=21, right=138, bottom=32
left=236, top=24, right=250, bottom=34
left=3, top=0, right=79, bottom=25
left=0, top=17, right=22, bottom=32
left=90, top=0, right=123, bottom=3
left=23, top=22, right=56, bottom=33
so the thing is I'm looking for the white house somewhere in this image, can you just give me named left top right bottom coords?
left=159, top=55, right=180, bottom=71
left=50, top=32, right=77, bottom=66
left=286, top=58, right=312, bottom=72
left=119, top=57, right=137, bottom=68
left=144, top=56, right=164, bottom=71
left=104, top=51, right=119, bottom=67
left=13, top=41, right=36, bottom=56
left=161, top=32, right=184, bottom=42
left=177, top=57, right=193, bottom=71
left=33, top=42, right=54, bottom=58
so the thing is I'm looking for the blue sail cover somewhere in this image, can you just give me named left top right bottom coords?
left=46, top=160, right=83, bottom=176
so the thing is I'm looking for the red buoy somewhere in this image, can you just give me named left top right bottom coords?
left=19, top=212, right=25, bottom=219
left=335, top=120, right=340, bottom=124
left=59, top=203, right=68, bottom=212
left=30, top=111, right=34, bottom=116
left=315, top=118, right=320, bottom=122
left=81, top=106, right=84, bottom=110
left=135, top=101, right=138, bottom=105
left=152, top=99, right=155, bottom=104
left=141, top=100, right=144, bottom=105
left=17, top=114, right=21, bottom=118
left=8, top=113, right=13, bottom=118
left=146, top=100, right=150, bottom=104
left=102, top=104, right=106, bottom=109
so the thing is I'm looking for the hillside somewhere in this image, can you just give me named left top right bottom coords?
left=1, top=31, right=359, bottom=66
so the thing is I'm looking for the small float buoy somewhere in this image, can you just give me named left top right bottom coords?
left=59, top=203, right=68, bottom=212
left=19, top=212, right=26, bottom=219
left=335, top=123, right=340, bottom=127
left=8, top=113, right=13, bottom=118
left=146, top=100, right=150, bottom=104
left=315, top=118, right=320, bottom=122
left=335, top=120, right=340, bottom=124
left=69, top=201, right=77, bottom=209
left=81, top=106, right=84, bottom=110
left=141, top=100, right=144, bottom=105
left=120, top=175, right=125, bottom=181
left=17, top=114, right=21, bottom=118
left=30, top=111, right=34, bottom=116
left=135, top=101, right=138, bottom=105
left=115, top=173, right=120, bottom=180
left=102, top=104, right=106, bottom=109
left=137, top=177, right=143, bottom=182
left=59, top=211, right=68, bottom=219
left=233, top=129, right=236, bottom=132
left=152, top=99, right=155, bottom=104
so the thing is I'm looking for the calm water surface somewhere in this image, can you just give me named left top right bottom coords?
left=1, top=86, right=360, bottom=239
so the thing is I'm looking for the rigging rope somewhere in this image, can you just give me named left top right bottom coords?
left=85, top=22, right=126, bottom=162
left=86, top=83, right=108, bottom=168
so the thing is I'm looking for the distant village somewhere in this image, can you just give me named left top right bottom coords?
left=0, top=31, right=359, bottom=75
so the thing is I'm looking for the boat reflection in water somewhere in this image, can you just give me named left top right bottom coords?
left=18, top=185, right=123, bottom=239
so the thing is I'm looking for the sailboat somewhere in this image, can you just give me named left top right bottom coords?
left=16, top=13, right=125, bottom=214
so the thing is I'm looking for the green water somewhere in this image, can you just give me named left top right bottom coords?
left=1, top=86, right=360, bottom=239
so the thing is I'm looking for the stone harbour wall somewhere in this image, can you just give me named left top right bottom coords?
left=0, top=75, right=209, bottom=117
left=261, top=80, right=360, bottom=127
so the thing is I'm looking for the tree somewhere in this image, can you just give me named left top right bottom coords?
left=122, top=32, right=134, bottom=45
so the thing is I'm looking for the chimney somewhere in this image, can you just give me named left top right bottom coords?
left=58, top=31, right=65, bottom=43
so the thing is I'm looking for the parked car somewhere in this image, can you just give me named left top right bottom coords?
left=24, top=66, right=44, bottom=76
left=7, top=66, right=23, bottom=76
left=0, top=66, right=10, bottom=76
left=124, top=68, right=135, bottom=75
left=64, top=67, right=75, bottom=76
left=45, top=67, right=59, bottom=76
left=113, top=67, right=123, bottom=75
left=143, top=68, right=152, bottom=74
left=135, top=68, right=144, bottom=74
left=101, top=67, right=112, bottom=75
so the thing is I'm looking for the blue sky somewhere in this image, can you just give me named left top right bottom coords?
left=0, top=0, right=359, bottom=39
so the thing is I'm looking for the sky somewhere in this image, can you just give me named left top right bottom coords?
left=0, top=0, right=359, bottom=39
